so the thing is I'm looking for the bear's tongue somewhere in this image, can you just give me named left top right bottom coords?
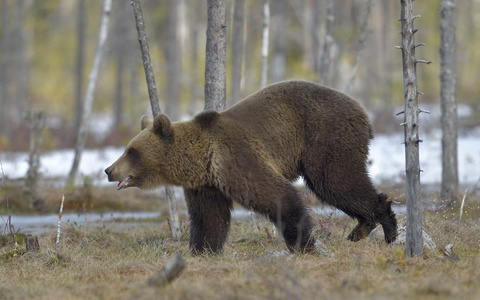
left=117, top=176, right=131, bottom=190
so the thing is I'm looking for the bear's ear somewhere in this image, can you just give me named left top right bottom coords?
left=140, top=115, right=153, bottom=130
left=153, top=114, right=174, bottom=140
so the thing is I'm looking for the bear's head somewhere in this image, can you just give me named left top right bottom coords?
left=105, top=114, right=175, bottom=190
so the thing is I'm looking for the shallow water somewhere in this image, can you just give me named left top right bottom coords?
left=1, top=205, right=407, bottom=235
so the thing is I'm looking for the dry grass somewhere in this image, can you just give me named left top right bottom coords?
left=1, top=204, right=480, bottom=300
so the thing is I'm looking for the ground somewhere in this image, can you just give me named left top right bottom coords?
left=1, top=192, right=480, bottom=300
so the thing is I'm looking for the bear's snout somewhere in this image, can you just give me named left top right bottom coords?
left=105, top=167, right=113, bottom=181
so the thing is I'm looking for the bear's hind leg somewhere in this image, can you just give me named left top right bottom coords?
left=184, top=187, right=233, bottom=254
left=253, top=183, right=315, bottom=253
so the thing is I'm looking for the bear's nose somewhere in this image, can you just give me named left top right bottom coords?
left=105, top=167, right=112, bottom=177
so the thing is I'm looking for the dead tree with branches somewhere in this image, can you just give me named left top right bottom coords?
left=398, top=0, right=432, bottom=258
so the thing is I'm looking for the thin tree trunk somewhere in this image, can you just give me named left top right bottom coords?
left=205, top=0, right=227, bottom=111
left=271, top=0, right=286, bottom=83
left=440, top=0, right=458, bottom=205
left=318, top=0, right=334, bottom=86
left=344, top=0, right=372, bottom=95
left=230, top=0, right=245, bottom=105
left=131, top=0, right=181, bottom=240
left=74, top=0, right=86, bottom=137
left=165, top=0, right=181, bottom=120
left=68, top=0, right=111, bottom=184
left=399, top=0, right=430, bottom=258
left=14, top=0, right=27, bottom=121
left=260, top=0, right=270, bottom=88
left=0, top=0, right=11, bottom=136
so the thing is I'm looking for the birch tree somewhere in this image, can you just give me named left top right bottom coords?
left=440, top=0, right=459, bottom=205
left=398, top=0, right=431, bottom=258
left=68, top=0, right=111, bottom=185
left=131, top=0, right=181, bottom=240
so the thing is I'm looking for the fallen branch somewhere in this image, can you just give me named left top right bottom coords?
left=129, top=253, right=186, bottom=298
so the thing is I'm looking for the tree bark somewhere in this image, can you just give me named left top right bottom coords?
left=440, top=0, right=459, bottom=205
left=131, top=0, right=181, bottom=240
left=165, top=0, right=182, bottom=120
left=344, top=0, right=372, bottom=95
left=399, top=0, right=429, bottom=258
left=260, top=0, right=270, bottom=88
left=205, top=0, right=227, bottom=111
left=0, top=0, right=11, bottom=136
left=230, top=0, right=245, bottom=105
left=69, top=0, right=111, bottom=184
left=318, top=0, right=334, bottom=86
left=74, top=0, right=86, bottom=138
left=271, top=0, right=286, bottom=83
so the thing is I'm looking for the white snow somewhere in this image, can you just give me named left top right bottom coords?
left=1, top=133, right=479, bottom=188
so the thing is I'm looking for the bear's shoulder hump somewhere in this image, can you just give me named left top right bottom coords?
left=193, top=110, right=220, bottom=128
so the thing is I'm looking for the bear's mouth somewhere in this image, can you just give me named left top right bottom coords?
left=117, top=176, right=132, bottom=190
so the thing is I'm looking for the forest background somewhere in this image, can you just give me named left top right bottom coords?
left=1, top=0, right=479, bottom=153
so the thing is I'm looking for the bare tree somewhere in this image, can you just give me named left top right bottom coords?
left=164, top=0, right=182, bottom=120
left=205, top=0, right=227, bottom=111
left=260, top=0, right=270, bottom=88
left=344, top=0, right=372, bottom=95
left=440, top=0, right=458, bottom=205
left=318, top=0, right=334, bottom=86
left=271, top=0, right=286, bottom=83
left=69, top=0, right=111, bottom=185
left=74, top=0, right=86, bottom=136
left=0, top=0, right=11, bottom=136
left=230, top=0, right=245, bottom=105
left=398, top=0, right=431, bottom=258
left=131, top=0, right=181, bottom=240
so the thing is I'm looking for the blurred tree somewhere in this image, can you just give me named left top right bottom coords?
left=318, top=0, right=334, bottom=86
left=164, top=0, right=182, bottom=120
left=69, top=0, right=112, bottom=185
left=14, top=0, right=28, bottom=121
left=230, top=0, right=245, bottom=105
left=271, top=0, right=286, bottom=83
left=440, top=0, right=458, bottom=204
left=260, top=0, right=269, bottom=88
left=204, top=0, right=226, bottom=111
left=0, top=0, right=11, bottom=136
left=74, top=0, right=85, bottom=136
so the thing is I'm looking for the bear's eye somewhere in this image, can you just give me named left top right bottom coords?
left=126, top=148, right=138, bottom=158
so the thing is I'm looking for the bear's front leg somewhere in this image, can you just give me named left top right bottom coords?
left=184, top=187, right=233, bottom=255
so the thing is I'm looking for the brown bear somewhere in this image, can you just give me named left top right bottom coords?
left=105, top=80, right=397, bottom=254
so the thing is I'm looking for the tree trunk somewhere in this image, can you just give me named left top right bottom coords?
left=399, top=0, right=430, bottom=258
left=74, top=0, right=86, bottom=138
left=260, top=0, right=270, bottom=88
left=318, top=0, right=334, bottom=86
left=230, top=0, right=245, bottom=105
left=0, top=0, right=11, bottom=136
left=131, top=0, right=181, bottom=240
left=440, top=0, right=458, bottom=205
left=271, top=0, right=286, bottom=83
left=204, top=0, right=227, bottom=111
left=165, top=0, right=182, bottom=121
left=344, top=0, right=372, bottom=95
left=68, top=0, right=111, bottom=185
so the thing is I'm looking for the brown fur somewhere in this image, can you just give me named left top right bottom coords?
left=105, top=80, right=397, bottom=254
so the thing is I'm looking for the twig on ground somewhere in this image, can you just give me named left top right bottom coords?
left=129, top=253, right=186, bottom=299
